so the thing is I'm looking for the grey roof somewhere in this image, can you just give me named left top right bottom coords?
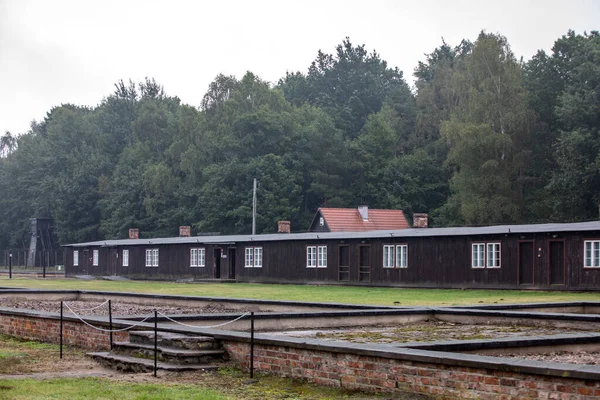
left=63, top=220, right=600, bottom=248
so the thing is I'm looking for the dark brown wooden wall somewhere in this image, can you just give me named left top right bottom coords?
left=63, top=229, right=600, bottom=290
left=234, top=231, right=600, bottom=289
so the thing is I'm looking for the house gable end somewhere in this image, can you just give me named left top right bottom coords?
left=308, top=209, right=331, bottom=232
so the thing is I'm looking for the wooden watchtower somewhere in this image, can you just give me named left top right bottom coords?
left=26, top=218, right=56, bottom=267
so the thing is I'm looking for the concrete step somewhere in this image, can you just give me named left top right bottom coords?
left=130, top=331, right=219, bottom=350
left=88, top=352, right=220, bottom=373
left=112, top=342, right=228, bottom=364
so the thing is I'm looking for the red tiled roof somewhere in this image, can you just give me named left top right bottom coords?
left=318, top=208, right=410, bottom=232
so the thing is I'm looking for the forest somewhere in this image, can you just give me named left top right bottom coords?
left=0, top=30, right=598, bottom=248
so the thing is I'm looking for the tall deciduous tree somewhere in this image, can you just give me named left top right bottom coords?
left=0, top=131, right=17, bottom=157
left=281, top=38, right=414, bottom=140
left=545, top=31, right=600, bottom=221
left=414, top=39, right=471, bottom=152
left=440, top=32, right=534, bottom=225
left=197, top=154, right=302, bottom=234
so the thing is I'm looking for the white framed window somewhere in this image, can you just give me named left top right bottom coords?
left=383, top=244, right=408, bottom=268
left=396, top=245, right=408, bottom=268
left=319, top=217, right=324, bottom=226
left=145, top=249, right=159, bottom=267
left=472, top=242, right=501, bottom=269
left=146, top=249, right=152, bottom=267
left=245, top=247, right=262, bottom=268
left=487, top=243, right=501, bottom=268
left=584, top=240, right=600, bottom=268
left=307, top=246, right=316, bottom=268
left=472, top=243, right=486, bottom=268
left=254, top=247, right=263, bottom=268
left=245, top=248, right=254, bottom=268
left=122, top=249, right=129, bottom=267
left=383, top=245, right=394, bottom=268
left=92, top=250, right=99, bottom=266
left=73, top=250, right=79, bottom=266
left=317, top=246, right=327, bottom=268
left=190, top=248, right=205, bottom=267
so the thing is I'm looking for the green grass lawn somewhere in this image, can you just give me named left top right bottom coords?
left=1, top=277, right=600, bottom=306
left=0, top=334, right=392, bottom=400
left=0, top=378, right=226, bottom=400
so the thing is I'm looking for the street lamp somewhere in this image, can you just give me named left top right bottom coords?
left=9, top=250, right=12, bottom=279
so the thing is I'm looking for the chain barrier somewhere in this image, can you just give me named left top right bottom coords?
left=61, top=302, right=250, bottom=332
left=157, top=311, right=250, bottom=329
left=63, top=299, right=109, bottom=313
left=62, top=302, right=155, bottom=332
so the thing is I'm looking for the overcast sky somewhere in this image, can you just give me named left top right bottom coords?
left=1, top=0, right=598, bottom=136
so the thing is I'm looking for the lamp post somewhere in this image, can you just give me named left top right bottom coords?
left=9, top=250, right=12, bottom=279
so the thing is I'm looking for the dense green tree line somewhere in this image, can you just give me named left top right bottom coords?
left=1, top=31, right=598, bottom=247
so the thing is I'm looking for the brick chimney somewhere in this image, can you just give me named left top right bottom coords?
left=278, top=221, right=291, bottom=234
left=358, top=205, right=369, bottom=221
left=179, top=226, right=191, bottom=237
left=413, top=213, right=428, bottom=228
left=128, top=228, right=139, bottom=239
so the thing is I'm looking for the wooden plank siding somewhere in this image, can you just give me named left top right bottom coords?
left=64, top=229, right=600, bottom=290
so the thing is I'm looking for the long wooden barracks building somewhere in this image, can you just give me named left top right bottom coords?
left=63, top=207, right=600, bottom=290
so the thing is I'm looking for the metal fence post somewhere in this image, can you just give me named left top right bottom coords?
left=250, top=311, right=255, bottom=378
left=60, top=301, right=63, bottom=359
left=8, top=250, right=12, bottom=279
left=108, top=299, right=113, bottom=350
left=154, top=309, right=158, bottom=377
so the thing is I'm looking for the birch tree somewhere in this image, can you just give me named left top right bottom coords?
left=440, top=32, right=535, bottom=225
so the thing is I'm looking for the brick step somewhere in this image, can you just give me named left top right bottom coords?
left=88, top=352, right=220, bottom=373
left=130, top=331, right=219, bottom=350
left=112, top=342, right=228, bottom=364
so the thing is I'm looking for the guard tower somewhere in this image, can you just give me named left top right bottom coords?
left=26, top=218, right=56, bottom=267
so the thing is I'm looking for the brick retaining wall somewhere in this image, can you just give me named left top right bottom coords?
left=0, top=311, right=128, bottom=351
left=223, top=342, right=600, bottom=399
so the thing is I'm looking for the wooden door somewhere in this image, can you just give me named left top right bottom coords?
left=548, top=241, right=565, bottom=285
left=228, top=248, right=236, bottom=279
left=338, top=245, right=350, bottom=281
left=358, top=245, right=371, bottom=282
left=82, top=249, right=89, bottom=274
left=110, top=248, right=118, bottom=276
left=518, top=241, right=534, bottom=285
left=213, top=248, right=222, bottom=279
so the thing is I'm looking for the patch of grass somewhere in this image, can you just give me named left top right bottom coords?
left=0, top=374, right=397, bottom=400
left=0, top=335, right=57, bottom=351
left=0, top=334, right=85, bottom=375
left=0, top=378, right=226, bottom=400
left=1, top=278, right=600, bottom=306
left=0, top=351, right=26, bottom=359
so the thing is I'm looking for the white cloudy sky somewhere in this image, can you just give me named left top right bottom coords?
left=0, top=0, right=598, bottom=136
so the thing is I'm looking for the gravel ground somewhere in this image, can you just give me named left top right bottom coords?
left=496, top=351, right=600, bottom=365
left=0, top=298, right=242, bottom=316
left=266, top=321, right=593, bottom=344
left=264, top=322, right=600, bottom=365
